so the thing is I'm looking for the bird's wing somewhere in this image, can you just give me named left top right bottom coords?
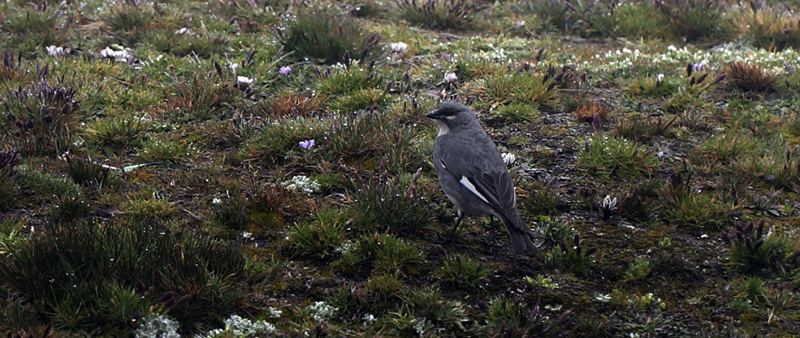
left=473, top=170, right=517, bottom=212
left=436, top=133, right=516, bottom=213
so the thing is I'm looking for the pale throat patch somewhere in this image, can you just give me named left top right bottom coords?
left=435, top=120, right=449, bottom=136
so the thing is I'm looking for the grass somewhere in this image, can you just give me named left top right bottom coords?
left=397, top=0, right=487, bottom=31
left=577, top=134, right=657, bottom=179
left=2, top=0, right=800, bottom=336
left=721, top=220, right=800, bottom=276
left=657, top=0, right=738, bottom=43
left=743, top=6, right=800, bottom=51
left=436, top=254, right=489, bottom=289
left=61, top=153, right=114, bottom=189
left=4, top=7, right=69, bottom=55
left=0, top=150, right=21, bottom=211
left=0, top=222, right=246, bottom=333
left=724, top=61, right=776, bottom=93
left=1, top=80, right=81, bottom=156
left=289, top=208, right=349, bottom=259
left=542, top=235, right=595, bottom=277
left=333, top=233, right=423, bottom=277
left=277, top=8, right=380, bottom=65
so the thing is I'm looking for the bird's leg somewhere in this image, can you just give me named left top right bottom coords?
left=448, top=211, right=463, bottom=240
left=485, top=216, right=502, bottom=248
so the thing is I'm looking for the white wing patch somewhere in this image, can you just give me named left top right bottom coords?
left=459, top=176, right=490, bottom=204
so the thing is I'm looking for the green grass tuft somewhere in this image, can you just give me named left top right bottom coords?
left=4, top=8, right=69, bottom=55
left=722, top=220, right=800, bottom=276
left=334, top=233, right=423, bottom=277
left=1, top=80, right=81, bottom=156
left=436, top=254, right=488, bottom=289
left=658, top=0, right=738, bottom=43
left=743, top=7, right=800, bottom=51
left=0, top=222, right=246, bottom=334
left=0, top=150, right=21, bottom=210
left=542, top=235, right=595, bottom=276
left=289, top=208, right=350, bottom=259
left=397, top=0, right=487, bottom=31
left=352, top=175, right=436, bottom=237
left=578, top=134, right=657, bottom=179
left=62, top=153, right=114, bottom=189
left=485, top=296, right=573, bottom=337
left=277, top=8, right=380, bottom=65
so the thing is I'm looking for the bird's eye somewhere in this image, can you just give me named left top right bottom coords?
left=442, top=110, right=457, bottom=116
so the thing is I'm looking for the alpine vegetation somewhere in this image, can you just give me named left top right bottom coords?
left=1, top=0, right=800, bottom=337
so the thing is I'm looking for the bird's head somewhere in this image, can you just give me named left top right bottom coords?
left=426, top=102, right=478, bottom=135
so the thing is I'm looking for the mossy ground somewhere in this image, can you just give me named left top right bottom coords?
left=2, top=0, right=800, bottom=337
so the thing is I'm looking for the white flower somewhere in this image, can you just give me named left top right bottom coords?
left=388, top=42, right=408, bottom=53
left=656, top=73, right=665, bottom=82
left=444, top=72, right=457, bottom=82
left=174, top=27, right=191, bottom=35
left=135, top=314, right=180, bottom=338
left=283, top=175, right=321, bottom=194
left=192, top=314, right=278, bottom=337
left=46, top=45, right=66, bottom=57
left=501, top=152, right=516, bottom=166
left=211, top=197, right=222, bottom=205
left=99, top=47, right=114, bottom=58
left=413, top=318, right=433, bottom=336
left=601, top=195, right=617, bottom=210
left=268, top=307, right=282, bottom=318
left=306, top=301, right=338, bottom=322
left=229, top=62, right=238, bottom=72
left=100, top=47, right=132, bottom=61
left=594, top=293, right=611, bottom=302
left=335, top=240, right=354, bottom=255
left=236, top=76, right=253, bottom=85
left=222, top=314, right=276, bottom=336
left=362, top=314, right=375, bottom=323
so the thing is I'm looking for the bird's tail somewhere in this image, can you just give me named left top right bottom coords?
left=500, top=210, right=540, bottom=255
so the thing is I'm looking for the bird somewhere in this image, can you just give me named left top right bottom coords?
left=427, top=101, right=539, bottom=255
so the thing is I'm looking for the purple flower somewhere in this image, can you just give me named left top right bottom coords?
left=515, top=20, right=525, bottom=27
left=693, top=63, right=704, bottom=71
left=280, top=66, right=291, bottom=76
left=299, top=139, right=314, bottom=149
left=442, top=53, right=452, bottom=62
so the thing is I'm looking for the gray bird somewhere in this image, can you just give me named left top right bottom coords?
left=427, top=101, right=539, bottom=255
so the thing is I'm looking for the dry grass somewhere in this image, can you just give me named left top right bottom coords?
left=724, top=61, right=776, bottom=93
